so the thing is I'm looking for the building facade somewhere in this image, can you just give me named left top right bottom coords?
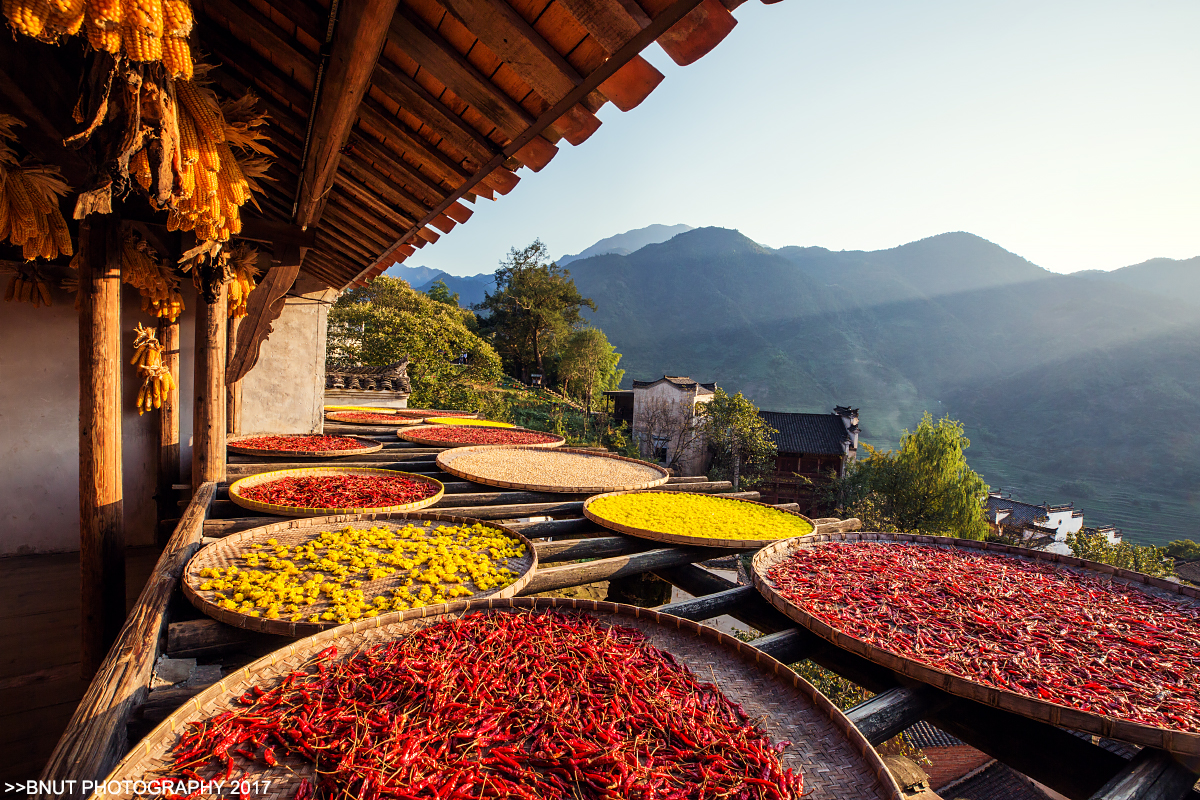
left=986, top=491, right=1121, bottom=555
left=756, top=407, right=859, bottom=514
left=628, top=376, right=716, bottom=476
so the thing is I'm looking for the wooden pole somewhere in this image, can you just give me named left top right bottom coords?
left=226, top=313, right=242, bottom=436
left=193, top=281, right=227, bottom=487
left=79, top=216, right=125, bottom=679
left=156, top=318, right=180, bottom=538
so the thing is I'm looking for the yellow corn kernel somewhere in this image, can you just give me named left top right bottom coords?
left=196, top=131, right=219, bottom=173
left=131, top=147, right=152, bottom=190
left=5, top=172, right=36, bottom=246
left=8, top=0, right=51, bottom=38
left=176, top=80, right=224, bottom=144
left=49, top=209, right=73, bottom=257
left=87, top=23, right=121, bottom=51
left=124, top=24, right=160, bottom=60
left=161, top=0, right=187, bottom=35
left=123, top=0, right=160, bottom=35
left=162, top=34, right=192, bottom=79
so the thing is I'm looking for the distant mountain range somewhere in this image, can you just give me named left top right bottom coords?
left=561, top=227, right=1200, bottom=545
left=557, top=224, right=694, bottom=265
left=384, top=223, right=696, bottom=307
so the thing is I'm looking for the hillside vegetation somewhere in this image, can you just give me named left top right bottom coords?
left=566, top=227, right=1200, bottom=544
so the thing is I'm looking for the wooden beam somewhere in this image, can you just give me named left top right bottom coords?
left=655, top=584, right=757, bottom=620
left=78, top=216, right=125, bottom=679
left=295, top=0, right=401, bottom=228
left=346, top=131, right=453, bottom=203
left=194, top=0, right=317, bottom=89
left=1087, top=748, right=1200, bottom=800
left=844, top=686, right=948, bottom=746
left=521, top=546, right=729, bottom=595
left=37, top=483, right=217, bottom=800
left=226, top=315, right=242, bottom=436
left=536, top=535, right=649, bottom=563
left=156, top=319, right=180, bottom=540
left=355, top=0, right=709, bottom=285
left=358, top=98, right=474, bottom=184
left=237, top=217, right=317, bottom=248
left=227, top=243, right=303, bottom=384
left=193, top=281, right=228, bottom=486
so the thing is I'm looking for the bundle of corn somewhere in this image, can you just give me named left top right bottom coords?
left=0, top=114, right=73, bottom=261
left=3, top=265, right=54, bottom=307
left=225, top=240, right=259, bottom=318
left=2, top=0, right=196, bottom=79
left=131, top=322, right=174, bottom=414
left=158, top=75, right=271, bottom=242
left=121, top=229, right=184, bottom=321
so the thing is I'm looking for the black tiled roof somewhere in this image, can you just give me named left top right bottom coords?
left=940, top=763, right=1052, bottom=800
left=630, top=376, right=715, bottom=394
left=904, top=720, right=965, bottom=749
left=758, top=411, right=850, bottom=456
left=1175, top=560, right=1200, bottom=585
left=986, top=496, right=1050, bottom=529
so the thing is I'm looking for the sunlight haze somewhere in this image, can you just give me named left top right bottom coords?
left=410, top=0, right=1199, bottom=277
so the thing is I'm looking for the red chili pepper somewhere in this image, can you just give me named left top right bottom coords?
left=239, top=474, right=438, bottom=509
left=159, top=611, right=803, bottom=799
left=404, top=427, right=560, bottom=446
left=234, top=434, right=369, bottom=452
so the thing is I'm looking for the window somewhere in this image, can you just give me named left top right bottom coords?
left=652, top=436, right=669, bottom=463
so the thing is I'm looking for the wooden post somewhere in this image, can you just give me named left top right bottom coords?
left=79, top=216, right=125, bottom=679
left=156, top=318, right=180, bottom=535
left=226, top=314, right=242, bottom=436
left=193, top=281, right=227, bottom=487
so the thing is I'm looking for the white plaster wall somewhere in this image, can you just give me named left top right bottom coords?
left=0, top=279, right=196, bottom=555
left=239, top=277, right=337, bottom=435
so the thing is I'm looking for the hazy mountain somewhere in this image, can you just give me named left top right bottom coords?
left=1073, top=255, right=1200, bottom=306
left=411, top=272, right=494, bottom=308
left=568, top=227, right=1200, bottom=544
left=558, top=223, right=694, bottom=266
left=383, top=264, right=443, bottom=286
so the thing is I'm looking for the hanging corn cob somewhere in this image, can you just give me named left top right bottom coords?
left=120, top=228, right=184, bottom=321
left=4, top=0, right=194, bottom=76
left=0, top=114, right=74, bottom=261
left=225, top=241, right=259, bottom=318
left=131, top=322, right=174, bottom=414
left=3, top=264, right=54, bottom=307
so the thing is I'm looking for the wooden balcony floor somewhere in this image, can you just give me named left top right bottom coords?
left=0, top=547, right=162, bottom=782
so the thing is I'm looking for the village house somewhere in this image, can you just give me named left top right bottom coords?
left=755, top=406, right=859, bottom=513
left=626, top=376, right=716, bottom=475
left=986, top=491, right=1121, bottom=555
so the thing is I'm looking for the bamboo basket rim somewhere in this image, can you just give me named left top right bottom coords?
left=583, top=490, right=816, bottom=550
left=751, top=532, right=1200, bottom=757
left=422, top=417, right=514, bottom=427
left=436, top=445, right=670, bottom=494
left=104, top=598, right=902, bottom=800
left=324, top=411, right=424, bottom=426
left=227, top=434, right=384, bottom=458
left=397, top=425, right=565, bottom=449
left=182, top=512, right=537, bottom=637
left=227, top=467, right=444, bottom=517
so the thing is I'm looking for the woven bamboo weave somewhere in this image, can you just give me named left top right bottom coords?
left=183, top=513, right=537, bottom=636
left=227, top=467, right=444, bottom=517
left=227, top=435, right=384, bottom=458
left=101, top=599, right=901, bottom=800
left=437, top=446, right=670, bottom=493
left=397, top=425, right=565, bottom=449
left=753, top=532, right=1200, bottom=758
left=584, top=490, right=815, bottom=550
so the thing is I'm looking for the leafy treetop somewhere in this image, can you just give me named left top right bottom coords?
left=696, top=389, right=778, bottom=491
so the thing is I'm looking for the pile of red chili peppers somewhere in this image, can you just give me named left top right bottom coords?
left=768, top=543, right=1200, bottom=730
left=406, top=427, right=560, bottom=446
left=328, top=412, right=412, bottom=424
left=233, top=435, right=368, bottom=453
left=240, top=475, right=439, bottom=509
left=395, top=410, right=474, bottom=419
left=162, top=611, right=803, bottom=799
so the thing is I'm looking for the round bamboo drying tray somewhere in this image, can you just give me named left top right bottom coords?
left=183, top=513, right=537, bottom=636
left=437, top=445, right=670, bottom=493
left=423, top=417, right=514, bottom=427
left=324, top=405, right=407, bottom=412
left=584, top=490, right=815, bottom=549
left=752, top=532, right=1200, bottom=758
left=227, top=434, right=384, bottom=458
left=324, top=410, right=423, bottom=426
left=394, top=407, right=481, bottom=420
left=102, top=598, right=902, bottom=800
left=398, top=424, right=565, bottom=449
left=227, top=467, right=444, bottom=517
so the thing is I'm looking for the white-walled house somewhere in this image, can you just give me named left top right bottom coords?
left=986, top=491, right=1121, bottom=555
left=630, top=376, right=716, bottom=476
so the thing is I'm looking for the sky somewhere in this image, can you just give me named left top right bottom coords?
left=406, top=0, right=1200, bottom=278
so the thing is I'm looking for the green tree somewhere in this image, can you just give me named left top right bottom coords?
left=831, top=413, right=990, bottom=539
left=1164, top=539, right=1200, bottom=563
left=425, top=278, right=460, bottom=307
left=475, top=240, right=596, bottom=380
left=558, top=327, right=624, bottom=412
left=1065, top=531, right=1173, bottom=577
left=696, top=389, right=777, bottom=491
left=327, top=277, right=502, bottom=411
